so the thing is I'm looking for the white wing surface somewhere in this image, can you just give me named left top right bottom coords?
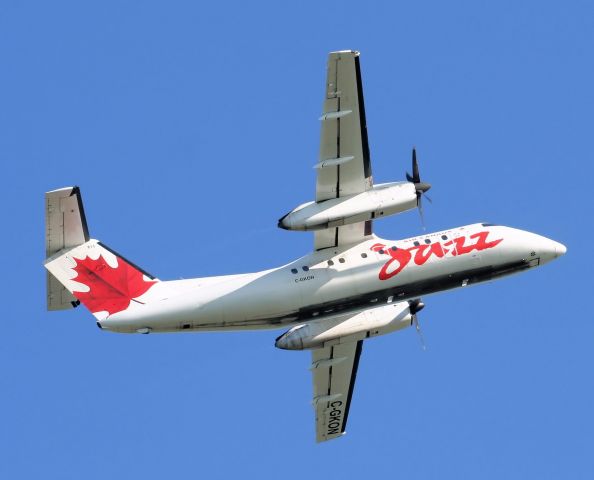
left=311, top=340, right=363, bottom=442
left=315, top=50, right=373, bottom=250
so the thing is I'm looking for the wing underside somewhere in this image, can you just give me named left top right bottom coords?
left=311, top=340, right=363, bottom=442
left=314, top=50, right=374, bottom=250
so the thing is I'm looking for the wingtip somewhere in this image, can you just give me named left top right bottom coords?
left=329, top=50, right=360, bottom=57
left=45, top=186, right=77, bottom=197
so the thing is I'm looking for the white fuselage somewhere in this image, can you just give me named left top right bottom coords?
left=99, top=224, right=565, bottom=334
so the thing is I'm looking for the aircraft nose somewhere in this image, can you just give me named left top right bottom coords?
left=553, top=241, right=567, bottom=257
left=526, top=233, right=566, bottom=264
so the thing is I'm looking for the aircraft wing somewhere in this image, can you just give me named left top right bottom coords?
left=314, top=50, right=374, bottom=250
left=311, top=340, right=363, bottom=442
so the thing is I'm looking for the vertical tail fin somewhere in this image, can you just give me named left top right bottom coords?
left=45, top=187, right=158, bottom=319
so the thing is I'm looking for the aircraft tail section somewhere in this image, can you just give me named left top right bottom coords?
left=45, top=187, right=158, bottom=319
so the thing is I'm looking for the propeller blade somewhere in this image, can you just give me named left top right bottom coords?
left=408, top=298, right=425, bottom=314
left=412, top=148, right=420, bottom=183
left=418, top=193, right=426, bottom=230
left=405, top=146, right=431, bottom=230
left=413, top=314, right=427, bottom=351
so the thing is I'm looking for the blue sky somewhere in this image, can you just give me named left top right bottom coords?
left=1, top=1, right=592, bottom=478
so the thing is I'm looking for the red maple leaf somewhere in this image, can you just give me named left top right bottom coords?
left=71, top=255, right=156, bottom=315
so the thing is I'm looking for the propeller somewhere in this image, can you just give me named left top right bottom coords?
left=408, top=298, right=427, bottom=351
left=406, top=148, right=432, bottom=229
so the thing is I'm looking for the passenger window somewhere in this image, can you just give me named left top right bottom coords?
left=327, top=260, right=334, bottom=266
left=361, top=253, right=367, bottom=258
left=338, top=258, right=345, bottom=263
left=441, top=235, right=448, bottom=240
left=302, top=266, right=309, bottom=272
left=424, top=239, right=431, bottom=244
left=291, top=268, right=298, bottom=274
left=391, top=246, right=398, bottom=251
left=378, top=249, right=384, bottom=254
left=413, top=241, right=420, bottom=247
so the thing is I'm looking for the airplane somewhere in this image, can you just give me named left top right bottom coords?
left=44, top=50, right=566, bottom=443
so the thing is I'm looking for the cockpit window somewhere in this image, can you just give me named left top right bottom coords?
left=481, top=223, right=497, bottom=227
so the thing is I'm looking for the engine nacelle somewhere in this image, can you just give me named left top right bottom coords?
left=275, top=301, right=413, bottom=350
left=278, top=182, right=417, bottom=231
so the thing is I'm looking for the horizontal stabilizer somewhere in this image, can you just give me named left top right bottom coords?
left=45, top=186, right=89, bottom=310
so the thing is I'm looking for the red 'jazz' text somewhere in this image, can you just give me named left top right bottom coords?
left=371, top=231, right=503, bottom=281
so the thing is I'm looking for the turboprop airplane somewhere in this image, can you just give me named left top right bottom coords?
left=44, top=50, right=566, bottom=443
